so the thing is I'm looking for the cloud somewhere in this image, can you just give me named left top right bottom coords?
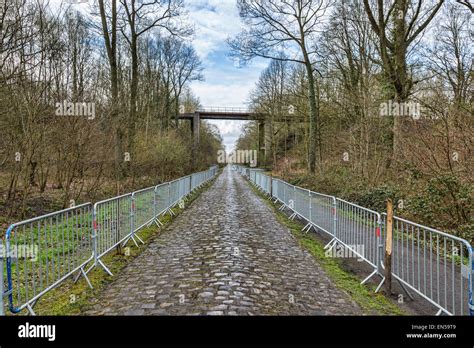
left=184, top=1, right=269, bottom=151
left=50, top=0, right=268, bottom=152
left=186, top=0, right=242, bottom=61
left=186, top=0, right=268, bottom=108
left=191, top=81, right=251, bottom=106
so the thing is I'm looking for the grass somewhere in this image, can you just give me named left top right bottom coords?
left=5, top=177, right=217, bottom=316
left=248, top=183, right=406, bottom=316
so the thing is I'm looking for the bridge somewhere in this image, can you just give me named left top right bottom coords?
left=179, top=107, right=306, bottom=121
left=179, top=107, right=307, bottom=166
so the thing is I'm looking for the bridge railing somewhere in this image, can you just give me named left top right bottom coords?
left=196, top=107, right=251, bottom=113
left=234, top=166, right=473, bottom=316
left=1, top=166, right=219, bottom=315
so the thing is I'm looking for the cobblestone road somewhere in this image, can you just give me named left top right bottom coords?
left=84, top=167, right=362, bottom=315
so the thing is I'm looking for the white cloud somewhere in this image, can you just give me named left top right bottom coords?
left=185, top=0, right=269, bottom=151
left=186, top=0, right=268, bottom=107
left=186, top=0, right=243, bottom=61
left=50, top=0, right=268, bottom=151
left=191, top=81, right=252, bottom=107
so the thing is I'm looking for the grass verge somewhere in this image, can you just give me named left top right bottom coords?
left=9, top=177, right=217, bottom=316
left=247, top=182, right=405, bottom=316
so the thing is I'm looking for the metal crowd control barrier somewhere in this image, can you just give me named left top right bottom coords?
left=380, top=214, right=473, bottom=316
left=332, top=199, right=382, bottom=285
left=93, top=193, right=133, bottom=276
left=236, top=167, right=473, bottom=316
left=233, top=164, right=250, bottom=178
left=254, top=172, right=271, bottom=195
left=3, top=204, right=94, bottom=315
left=270, top=178, right=337, bottom=237
left=1, top=166, right=218, bottom=315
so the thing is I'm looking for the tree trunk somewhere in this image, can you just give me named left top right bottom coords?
left=128, top=34, right=138, bottom=169
left=392, top=0, right=409, bottom=158
left=98, top=0, right=122, bottom=182
left=305, top=60, right=318, bottom=173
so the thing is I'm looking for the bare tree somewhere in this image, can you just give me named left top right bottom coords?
left=172, top=43, right=203, bottom=126
left=455, top=0, right=473, bottom=12
left=250, top=58, right=291, bottom=165
left=229, top=0, right=331, bottom=173
left=321, top=0, right=383, bottom=179
left=96, top=0, right=128, bottom=187
left=119, top=0, right=191, bottom=158
left=0, top=0, right=222, bottom=222
left=363, top=0, right=445, bottom=157
left=425, top=3, right=472, bottom=106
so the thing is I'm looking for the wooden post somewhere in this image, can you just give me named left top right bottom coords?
left=384, top=199, right=393, bottom=295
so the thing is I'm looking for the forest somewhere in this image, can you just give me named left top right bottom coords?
left=0, top=0, right=472, bottom=245
left=231, top=0, right=473, bottom=243
left=0, top=0, right=224, bottom=224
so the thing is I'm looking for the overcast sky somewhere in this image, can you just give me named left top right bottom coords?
left=58, top=0, right=267, bottom=152
left=185, top=0, right=268, bottom=152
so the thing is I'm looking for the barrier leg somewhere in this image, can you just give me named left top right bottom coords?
left=123, top=235, right=139, bottom=248
left=134, top=234, right=145, bottom=244
left=26, top=304, right=36, bottom=316
left=396, top=278, right=415, bottom=300
left=324, top=238, right=337, bottom=250
left=97, top=259, right=113, bottom=276
left=73, top=264, right=93, bottom=289
left=84, top=257, right=113, bottom=277
left=361, top=270, right=379, bottom=286
left=304, top=224, right=315, bottom=233
left=374, top=276, right=385, bottom=292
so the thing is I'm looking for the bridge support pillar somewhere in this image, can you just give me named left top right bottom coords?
left=257, top=121, right=272, bottom=167
left=191, top=113, right=200, bottom=167
left=258, top=121, right=266, bottom=167
left=264, top=121, right=272, bottom=164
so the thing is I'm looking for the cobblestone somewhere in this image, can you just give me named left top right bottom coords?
left=84, top=167, right=362, bottom=315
